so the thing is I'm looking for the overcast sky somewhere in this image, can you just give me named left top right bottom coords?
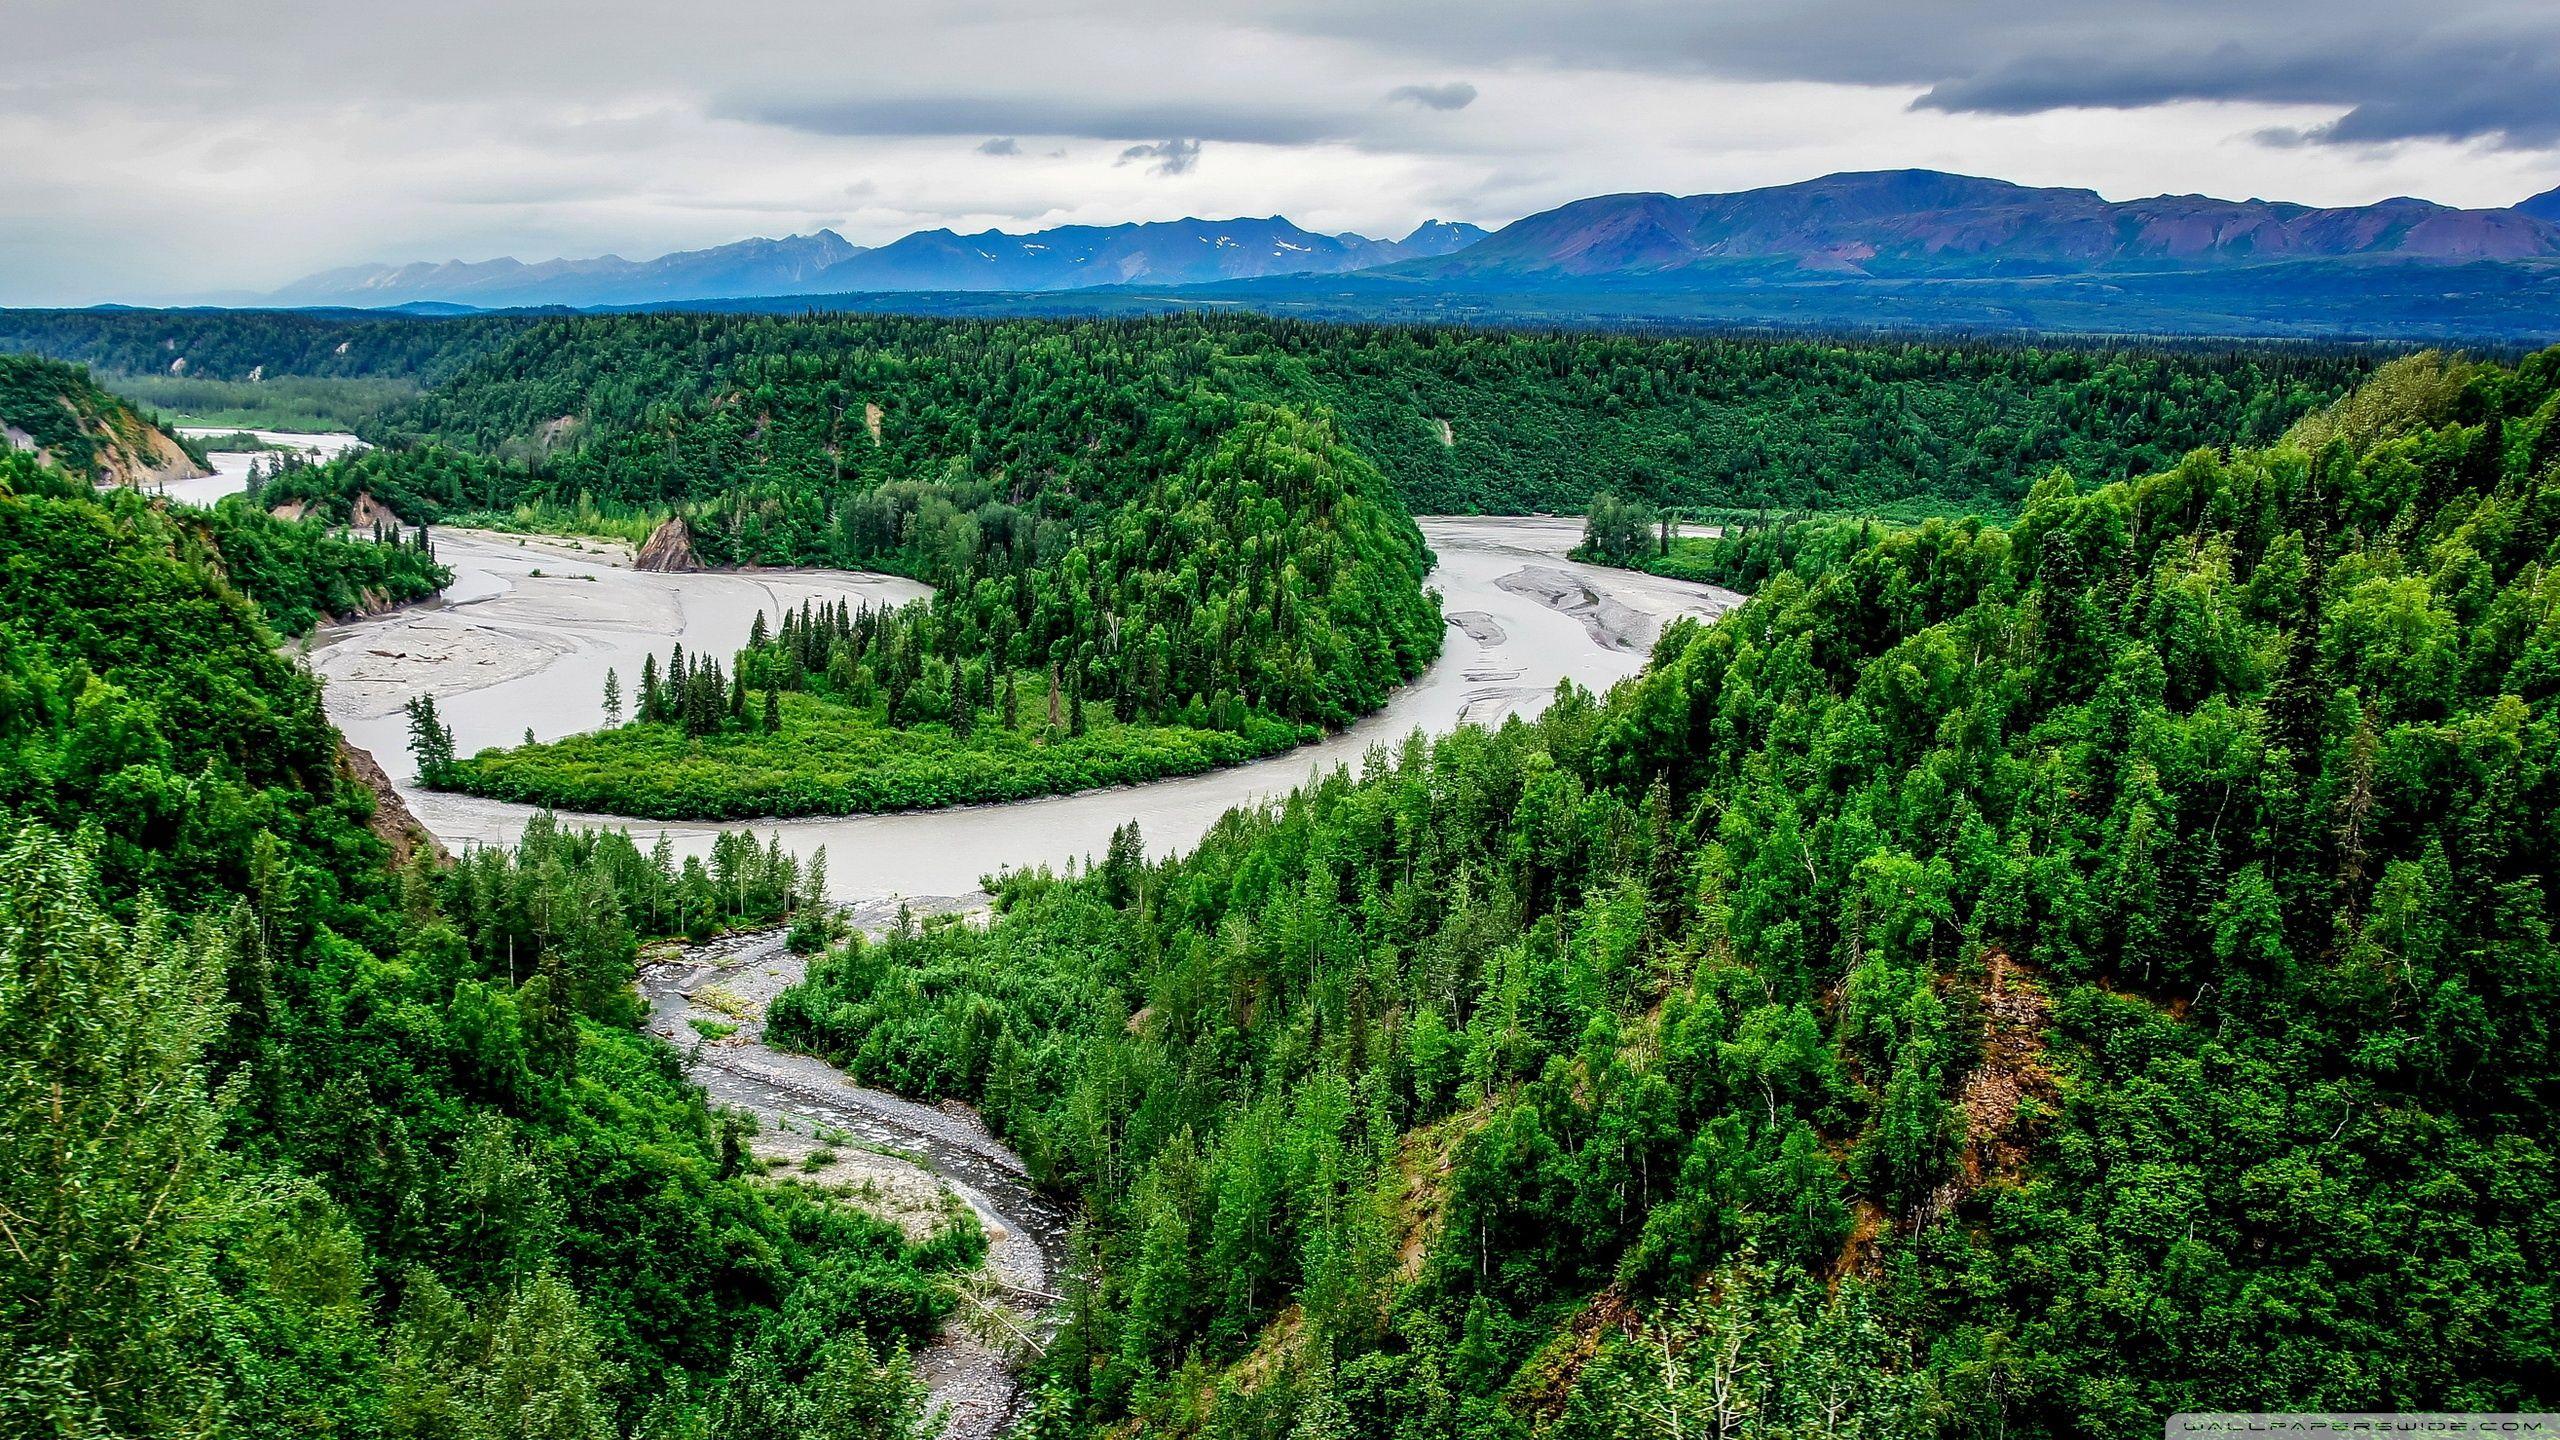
left=9, top=0, right=2559, bottom=304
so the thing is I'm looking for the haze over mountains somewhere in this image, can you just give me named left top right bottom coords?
left=276, top=231, right=865, bottom=311
left=272, top=216, right=1489, bottom=309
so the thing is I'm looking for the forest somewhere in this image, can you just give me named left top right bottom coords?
left=0, top=309, right=523, bottom=388
left=83, top=309, right=2341, bottom=821
left=343, top=321, right=1451, bottom=819
left=3, top=305, right=2544, bottom=1437
left=4, top=307, right=2370, bottom=513
left=0, top=437, right=972, bottom=1435
left=768, top=348, right=2560, bottom=1437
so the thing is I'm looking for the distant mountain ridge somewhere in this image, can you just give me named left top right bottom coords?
left=250, top=169, right=2560, bottom=338
left=802, top=215, right=1483, bottom=293
left=273, top=231, right=865, bottom=310
left=1390, top=170, right=2560, bottom=283
left=277, top=217, right=1489, bottom=309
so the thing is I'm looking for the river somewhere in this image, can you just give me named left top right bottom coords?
left=299, top=501, right=1738, bottom=1436
left=309, top=516, right=1742, bottom=901
left=163, top=427, right=367, bottom=507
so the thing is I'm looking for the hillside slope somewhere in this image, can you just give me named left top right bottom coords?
left=770, top=348, right=2560, bottom=1437
left=0, top=352, right=208, bottom=486
left=0, top=445, right=960, bottom=1437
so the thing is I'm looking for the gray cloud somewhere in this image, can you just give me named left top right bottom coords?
left=723, top=92, right=1346, bottom=146
left=1906, top=32, right=2560, bottom=148
left=1116, top=138, right=1202, bottom=175
left=1268, top=0, right=2560, bottom=149
left=1387, top=81, right=1477, bottom=111
left=977, top=136, right=1021, bottom=156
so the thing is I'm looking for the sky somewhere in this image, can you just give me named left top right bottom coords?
left=8, top=0, right=2560, bottom=305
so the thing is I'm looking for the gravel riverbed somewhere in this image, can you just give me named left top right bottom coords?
left=642, top=896, right=1070, bottom=1440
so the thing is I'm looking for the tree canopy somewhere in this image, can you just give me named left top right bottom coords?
left=771, top=347, right=2560, bottom=1437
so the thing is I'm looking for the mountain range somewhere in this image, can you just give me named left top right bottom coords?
left=274, top=231, right=865, bottom=310
left=1385, top=170, right=2560, bottom=282
left=259, top=169, right=2560, bottom=339
left=272, top=217, right=1488, bottom=309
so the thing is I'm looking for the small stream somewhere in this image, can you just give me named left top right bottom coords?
left=640, top=903, right=1072, bottom=1439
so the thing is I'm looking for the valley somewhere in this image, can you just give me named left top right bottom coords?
left=15, top=8, right=2560, bottom=1435
left=5, top=299, right=2552, bottom=1440
left=644, top=916, right=1068, bottom=1440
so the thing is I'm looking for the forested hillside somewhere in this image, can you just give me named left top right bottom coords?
left=0, top=308, right=522, bottom=385
left=770, top=349, right=2560, bottom=1437
left=0, top=352, right=444, bottom=627
left=0, top=447, right=968, bottom=1438
left=0, top=311, right=527, bottom=431
left=191, top=311, right=2336, bottom=819
left=444, top=407, right=1433, bottom=817
left=1207, top=324, right=2360, bottom=513
left=3, top=310, right=2359, bottom=822
left=0, top=352, right=210, bottom=487
left=333, top=317, right=1445, bottom=818
left=4, top=309, right=2363, bottom=514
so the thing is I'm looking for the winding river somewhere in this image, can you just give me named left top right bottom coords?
left=309, top=516, right=1742, bottom=901
left=271, top=465, right=1740, bottom=1435
left=644, top=910, right=1069, bottom=1438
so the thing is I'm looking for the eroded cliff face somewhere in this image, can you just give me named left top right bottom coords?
left=3, top=395, right=211, bottom=487
left=105, top=420, right=214, bottom=487
left=346, top=491, right=403, bottom=532
left=633, top=515, right=702, bottom=572
left=337, top=739, right=448, bottom=868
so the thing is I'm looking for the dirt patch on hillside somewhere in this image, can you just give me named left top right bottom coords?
left=1393, top=1111, right=1482, bottom=1282
left=1508, top=1284, right=1639, bottom=1424
left=1832, top=1198, right=1890, bottom=1284
left=1921, top=950, right=2056, bottom=1231
left=31, top=402, right=212, bottom=488
left=633, top=516, right=702, bottom=572
left=1958, top=950, right=2053, bottom=1185
left=865, top=402, right=885, bottom=444
left=346, top=491, right=402, bottom=533
left=121, top=420, right=213, bottom=486
left=338, top=739, right=447, bottom=867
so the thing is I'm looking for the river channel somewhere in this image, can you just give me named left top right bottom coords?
left=240, top=456, right=1742, bottom=1435
left=307, top=515, right=1741, bottom=900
